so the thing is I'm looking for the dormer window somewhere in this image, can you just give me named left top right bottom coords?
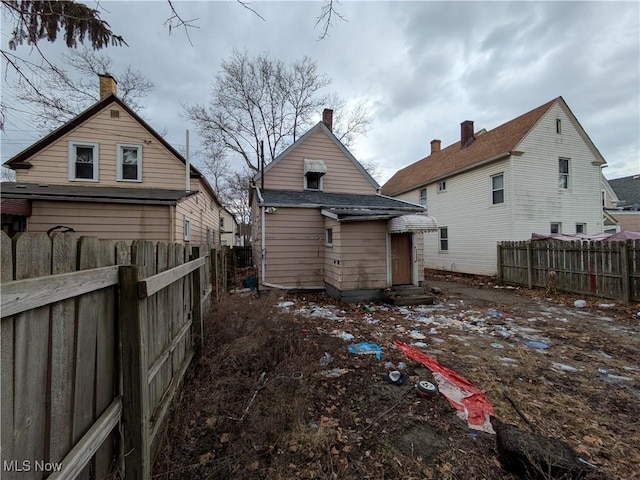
left=304, top=159, right=327, bottom=191
left=68, top=141, right=99, bottom=181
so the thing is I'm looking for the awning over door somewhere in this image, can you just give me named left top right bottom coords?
left=388, top=214, right=438, bottom=233
left=0, top=199, right=31, bottom=216
left=304, top=159, right=327, bottom=175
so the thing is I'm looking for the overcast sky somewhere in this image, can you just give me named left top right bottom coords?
left=2, top=0, right=639, bottom=183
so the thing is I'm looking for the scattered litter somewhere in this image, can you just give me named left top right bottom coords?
left=598, top=303, right=616, bottom=309
left=603, top=374, right=634, bottom=382
left=277, top=301, right=295, bottom=311
left=415, top=380, right=438, bottom=397
left=409, top=330, right=426, bottom=340
left=498, top=357, right=518, bottom=365
left=383, top=370, right=406, bottom=385
left=551, top=362, right=580, bottom=373
left=486, top=309, right=501, bottom=317
left=412, top=341, right=428, bottom=348
left=397, top=361, right=406, bottom=370
left=320, top=368, right=349, bottom=378
left=490, top=343, right=504, bottom=349
left=525, top=340, right=549, bottom=350
left=330, top=330, right=355, bottom=341
left=574, top=299, right=587, bottom=308
left=365, top=317, right=379, bottom=324
left=347, top=342, right=381, bottom=360
left=361, top=305, right=375, bottom=313
left=468, top=433, right=478, bottom=439
left=319, top=352, right=333, bottom=366
left=395, top=341, right=495, bottom=434
left=431, top=338, right=445, bottom=344
left=597, top=368, right=609, bottom=375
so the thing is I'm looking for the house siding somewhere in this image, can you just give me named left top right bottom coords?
left=323, top=217, right=341, bottom=287
left=263, top=130, right=376, bottom=194
left=610, top=212, right=640, bottom=231
left=15, top=102, right=190, bottom=191
left=262, top=207, right=325, bottom=287
left=338, top=221, right=388, bottom=290
left=175, top=179, right=219, bottom=245
left=27, top=201, right=170, bottom=241
left=511, top=103, right=604, bottom=238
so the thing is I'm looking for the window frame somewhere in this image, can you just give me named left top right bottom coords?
left=437, top=181, right=447, bottom=192
left=325, top=228, right=333, bottom=247
left=304, top=172, right=324, bottom=191
left=68, top=141, right=99, bottom=182
left=558, top=158, right=570, bottom=190
left=184, top=216, right=191, bottom=241
left=556, top=118, right=562, bottom=134
left=575, top=223, right=586, bottom=234
left=439, top=227, right=448, bottom=252
left=491, top=173, right=505, bottom=205
left=550, top=222, right=562, bottom=234
left=116, top=143, right=143, bottom=182
left=419, top=187, right=427, bottom=207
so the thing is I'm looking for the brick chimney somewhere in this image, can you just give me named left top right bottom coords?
left=430, top=139, right=441, bottom=154
left=461, top=120, right=474, bottom=148
left=322, top=108, right=333, bottom=131
left=99, top=74, right=117, bottom=99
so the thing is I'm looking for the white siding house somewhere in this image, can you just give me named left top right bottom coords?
left=382, top=97, right=606, bottom=276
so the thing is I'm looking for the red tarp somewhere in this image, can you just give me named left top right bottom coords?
left=394, top=341, right=495, bottom=433
left=604, top=230, right=640, bottom=241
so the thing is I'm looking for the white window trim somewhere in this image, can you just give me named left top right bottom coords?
left=550, top=222, right=562, bottom=234
left=439, top=227, right=449, bottom=252
left=304, top=172, right=324, bottom=191
left=68, top=141, right=99, bottom=182
left=559, top=157, right=570, bottom=190
left=419, top=187, right=427, bottom=206
left=325, top=228, right=333, bottom=247
left=576, top=223, right=586, bottom=234
left=437, top=181, right=447, bottom=192
left=184, top=216, right=191, bottom=241
left=491, top=173, right=505, bottom=205
left=116, top=143, right=143, bottom=182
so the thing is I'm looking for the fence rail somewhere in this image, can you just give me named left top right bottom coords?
left=0, top=232, right=230, bottom=480
left=497, top=239, right=640, bottom=302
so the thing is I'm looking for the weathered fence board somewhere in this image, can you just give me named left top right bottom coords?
left=499, top=239, right=640, bottom=302
left=1, top=231, right=15, bottom=480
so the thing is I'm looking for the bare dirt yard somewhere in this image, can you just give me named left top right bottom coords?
left=153, top=273, right=640, bottom=479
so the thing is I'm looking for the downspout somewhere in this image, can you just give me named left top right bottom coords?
left=261, top=204, right=266, bottom=284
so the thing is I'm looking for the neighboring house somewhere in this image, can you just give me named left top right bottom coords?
left=251, top=109, right=437, bottom=302
left=220, top=207, right=238, bottom=246
left=382, top=96, right=606, bottom=276
left=1, top=75, right=222, bottom=244
left=601, top=175, right=622, bottom=234
left=605, top=174, right=640, bottom=232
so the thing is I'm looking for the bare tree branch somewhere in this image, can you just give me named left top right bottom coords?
left=164, top=0, right=199, bottom=47
left=315, top=0, right=347, bottom=40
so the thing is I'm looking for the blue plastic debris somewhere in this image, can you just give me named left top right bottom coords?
left=524, top=340, right=549, bottom=350
left=347, top=342, right=381, bottom=360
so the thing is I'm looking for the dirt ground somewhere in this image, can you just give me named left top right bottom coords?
left=153, top=273, right=640, bottom=479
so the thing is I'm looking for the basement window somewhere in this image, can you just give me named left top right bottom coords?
left=550, top=222, right=562, bottom=234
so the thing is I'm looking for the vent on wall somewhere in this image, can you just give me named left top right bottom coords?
left=110, top=109, right=120, bottom=118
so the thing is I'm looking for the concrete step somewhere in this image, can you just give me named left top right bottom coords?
left=387, top=294, right=435, bottom=306
left=385, top=285, right=425, bottom=296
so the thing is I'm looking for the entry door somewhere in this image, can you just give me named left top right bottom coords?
left=391, top=233, right=412, bottom=285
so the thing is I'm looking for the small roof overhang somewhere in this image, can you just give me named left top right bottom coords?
left=0, top=199, right=31, bottom=216
left=388, top=214, right=439, bottom=233
left=304, top=159, right=327, bottom=175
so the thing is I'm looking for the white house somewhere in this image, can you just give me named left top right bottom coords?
left=382, top=97, right=606, bottom=276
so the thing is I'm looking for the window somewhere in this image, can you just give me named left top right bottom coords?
left=576, top=223, right=586, bottom=234
left=559, top=158, right=570, bottom=189
left=550, top=222, right=562, bottom=234
left=68, top=141, right=99, bottom=181
left=438, top=181, right=447, bottom=192
left=184, top=217, right=191, bottom=241
left=439, top=227, right=448, bottom=251
left=556, top=118, right=562, bottom=134
left=220, top=217, right=225, bottom=229
left=305, top=172, right=323, bottom=190
left=325, top=228, right=333, bottom=247
left=491, top=173, right=504, bottom=204
left=419, top=188, right=427, bottom=207
left=117, top=144, right=142, bottom=181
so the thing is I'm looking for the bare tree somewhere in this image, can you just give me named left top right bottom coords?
left=184, top=50, right=371, bottom=173
left=11, top=48, right=153, bottom=130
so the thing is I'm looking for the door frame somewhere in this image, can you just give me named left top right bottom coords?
left=387, top=232, right=418, bottom=286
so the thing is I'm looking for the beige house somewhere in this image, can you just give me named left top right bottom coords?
left=251, top=109, right=437, bottom=302
left=603, top=174, right=640, bottom=232
left=1, top=75, right=222, bottom=244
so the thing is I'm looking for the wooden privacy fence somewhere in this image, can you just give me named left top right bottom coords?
left=0, top=232, right=227, bottom=480
left=497, top=239, right=640, bottom=302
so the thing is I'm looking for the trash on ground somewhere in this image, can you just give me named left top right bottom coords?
left=320, top=368, right=349, bottom=378
left=487, top=309, right=501, bottom=317
left=415, top=380, right=438, bottom=397
left=409, top=330, right=426, bottom=340
left=361, top=305, right=375, bottom=313
left=525, top=340, right=550, bottom=350
left=490, top=342, right=504, bottom=349
left=330, top=330, right=354, bottom=341
left=551, top=362, right=580, bottom=373
left=347, top=342, right=381, bottom=360
left=498, top=357, right=519, bottom=365
left=574, top=299, right=587, bottom=308
left=319, top=352, right=333, bottom=366
left=598, top=303, right=616, bottom=309
left=383, top=370, right=406, bottom=385
left=277, top=301, right=295, bottom=310
left=412, top=341, right=428, bottom=348
left=395, top=341, right=495, bottom=434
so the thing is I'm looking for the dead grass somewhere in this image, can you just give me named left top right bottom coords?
left=153, top=283, right=640, bottom=480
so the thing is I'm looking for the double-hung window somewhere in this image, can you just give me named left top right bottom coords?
left=439, top=227, right=448, bottom=252
left=184, top=217, right=191, bottom=241
left=491, top=173, right=504, bottom=204
left=559, top=158, right=570, bottom=189
left=419, top=187, right=427, bottom=207
left=117, top=144, right=142, bottom=182
left=68, top=141, right=99, bottom=181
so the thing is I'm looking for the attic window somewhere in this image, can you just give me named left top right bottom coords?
left=304, top=159, right=326, bottom=191
left=556, top=118, right=561, bottom=134
left=110, top=109, right=120, bottom=118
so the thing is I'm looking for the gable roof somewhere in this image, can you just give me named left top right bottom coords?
left=382, top=96, right=605, bottom=196
left=4, top=94, right=222, bottom=207
left=253, top=121, right=379, bottom=189
left=608, top=174, right=640, bottom=207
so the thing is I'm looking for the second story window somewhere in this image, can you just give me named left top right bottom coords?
left=419, top=188, right=427, bottom=206
left=117, top=144, right=142, bottom=182
left=304, top=159, right=326, bottom=191
left=68, top=141, right=99, bottom=181
left=559, top=158, right=570, bottom=189
left=491, top=173, right=504, bottom=204
left=438, top=180, right=446, bottom=192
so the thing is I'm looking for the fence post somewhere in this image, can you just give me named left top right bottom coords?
left=496, top=244, right=503, bottom=284
left=191, top=247, right=203, bottom=354
left=118, top=265, right=150, bottom=480
left=621, top=241, right=630, bottom=304
left=526, top=242, right=533, bottom=289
